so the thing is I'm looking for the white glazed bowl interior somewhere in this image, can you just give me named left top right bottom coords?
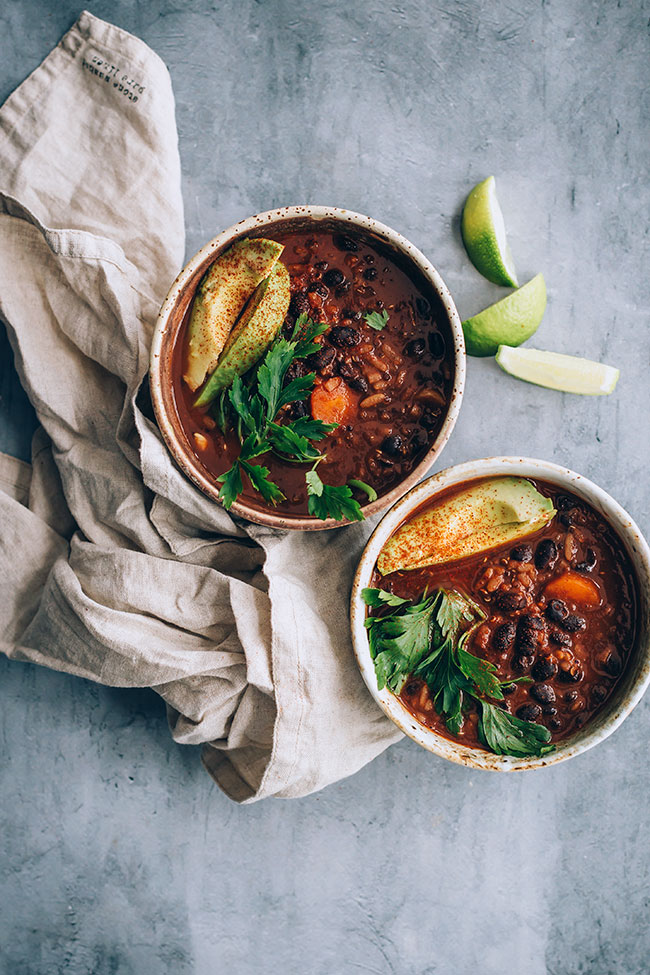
left=350, top=456, right=650, bottom=771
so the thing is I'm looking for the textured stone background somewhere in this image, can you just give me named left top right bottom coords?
left=1, top=1, right=649, bottom=973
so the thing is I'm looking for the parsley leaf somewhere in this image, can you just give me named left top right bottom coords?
left=365, top=592, right=438, bottom=692
left=276, top=372, right=316, bottom=412
left=267, top=422, right=322, bottom=463
left=365, top=586, right=555, bottom=758
left=217, top=462, right=243, bottom=510
left=289, top=417, right=338, bottom=441
left=457, top=628, right=504, bottom=700
left=361, top=588, right=411, bottom=608
left=364, top=309, right=390, bottom=331
left=478, top=700, right=553, bottom=757
left=305, top=468, right=365, bottom=522
left=240, top=459, right=285, bottom=506
left=292, top=314, right=329, bottom=357
left=257, top=339, right=297, bottom=420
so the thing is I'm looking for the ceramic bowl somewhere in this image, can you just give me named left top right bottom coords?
left=350, top=456, right=650, bottom=770
left=149, top=205, right=465, bottom=530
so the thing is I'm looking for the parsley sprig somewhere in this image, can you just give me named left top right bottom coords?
left=362, top=587, right=554, bottom=758
left=215, top=314, right=375, bottom=520
left=364, top=309, right=390, bottom=331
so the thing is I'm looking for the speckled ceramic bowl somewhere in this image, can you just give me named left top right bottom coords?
left=149, top=205, right=465, bottom=530
left=351, top=456, right=650, bottom=770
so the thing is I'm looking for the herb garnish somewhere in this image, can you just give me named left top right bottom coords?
left=364, top=309, right=390, bottom=331
left=362, top=587, right=554, bottom=758
left=215, top=314, right=375, bottom=519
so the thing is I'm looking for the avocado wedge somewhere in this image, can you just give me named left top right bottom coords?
left=194, top=261, right=291, bottom=407
left=183, top=237, right=284, bottom=391
left=378, top=477, right=555, bottom=575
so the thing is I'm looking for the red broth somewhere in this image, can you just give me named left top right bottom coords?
left=172, top=227, right=454, bottom=516
left=371, top=478, right=638, bottom=749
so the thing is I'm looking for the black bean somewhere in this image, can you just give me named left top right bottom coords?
left=428, top=331, right=445, bottom=357
left=420, top=411, right=441, bottom=430
left=335, top=281, right=351, bottom=297
left=416, top=297, right=431, bottom=318
left=493, top=622, right=516, bottom=652
left=290, top=292, right=310, bottom=318
left=342, top=307, right=362, bottom=321
left=307, top=345, right=336, bottom=372
left=564, top=690, right=578, bottom=702
left=513, top=655, right=535, bottom=672
left=549, top=718, right=562, bottom=730
left=334, top=233, right=358, bottom=252
left=531, top=683, right=556, bottom=705
left=308, top=281, right=328, bottom=297
left=532, top=655, right=558, bottom=681
left=559, top=512, right=573, bottom=528
left=516, top=615, right=543, bottom=652
left=556, top=494, right=576, bottom=511
left=314, top=259, right=329, bottom=272
left=289, top=399, right=309, bottom=419
left=517, top=704, right=542, bottom=722
left=576, top=548, right=597, bottom=573
left=381, top=435, right=403, bottom=457
left=285, top=359, right=308, bottom=382
left=549, top=629, right=572, bottom=647
left=501, top=683, right=517, bottom=695
left=563, top=615, right=586, bottom=633
left=511, top=543, right=533, bottom=562
left=329, top=325, right=361, bottom=348
left=409, top=433, right=428, bottom=455
left=322, top=268, right=345, bottom=288
left=363, top=266, right=378, bottom=281
left=348, top=376, right=369, bottom=394
left=591, top=684, right=608, bottom=705
left=543, top=705, right=558, bottom=716
left=535, top=538, right=558, bottom=570
left=546, top=599, right=569, bottom=624
left=405, top=338, right=426, bottom=358
left=495, top=590, right=526, bottom=612
left=604, top=652, right=622, bottom=676
left=558, top=665, right=584, bottom=684
left=521, top=614, right=545, bottom=631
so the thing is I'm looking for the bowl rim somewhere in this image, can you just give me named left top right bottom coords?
left=350, top=456, right=650, bottom=771
left=149, top=204, right=466, bottom=531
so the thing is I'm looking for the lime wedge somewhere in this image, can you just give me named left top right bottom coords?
left=461, top=176, right=519, bottom=287
left=496, top=346, right=620, bottom=395
left=462, top=273, right=546, bottom=357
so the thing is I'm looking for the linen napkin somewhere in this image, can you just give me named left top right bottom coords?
left=0, top=11, right=401, bottom=802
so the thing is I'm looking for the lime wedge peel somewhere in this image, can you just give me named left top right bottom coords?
left=496, top=346, right=620, bottom=395
left=461, top=176, right=519, bottom=288
left=462, top=273, right=546, bottom=357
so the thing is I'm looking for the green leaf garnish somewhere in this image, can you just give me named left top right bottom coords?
left=217, top=462, right=243, bottom=510
left=348, top=478, right=378, bottom=502
left=208, top=314, right=368, bottom=520
left=364, top=309, right=390, bottom=331
left=478, top=700, right=553, bottom=758
left=305, top=468, right=365, bottom=523
left=362, top=587, right=411, bottom=608
left=366, top=587, right=556, bottom=759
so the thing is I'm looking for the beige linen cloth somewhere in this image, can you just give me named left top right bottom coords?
left=0, top=11, right=401, bottom=802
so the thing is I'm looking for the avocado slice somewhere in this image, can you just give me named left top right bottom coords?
left=183, top=237, right=284, bottom=391
left=377, top=477, right=555, bottom=575
left=194, top=261, right=291, bottom=407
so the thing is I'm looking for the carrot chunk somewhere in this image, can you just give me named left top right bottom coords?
left=544, top=572, right=601, bottom=607
left=311, top=377, right=356, bottom=425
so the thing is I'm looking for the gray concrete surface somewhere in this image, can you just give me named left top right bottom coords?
left=1, top=1, right=649, bottom=973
